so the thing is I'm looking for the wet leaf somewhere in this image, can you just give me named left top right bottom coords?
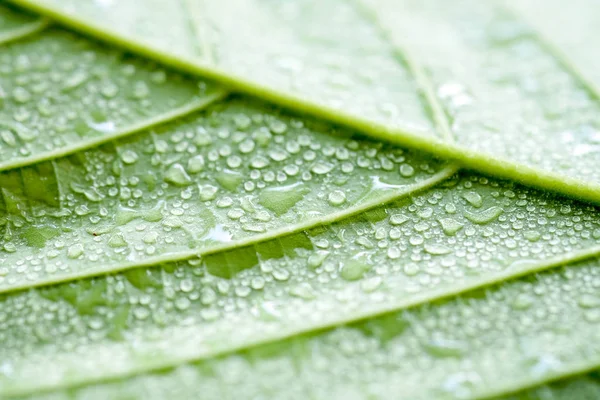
left=9, top=0, right=600, bottom=202
left=0, top=2, right=599, bottom=399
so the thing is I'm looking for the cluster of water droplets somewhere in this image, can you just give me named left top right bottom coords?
left=19, top=258, right=600, bottom=400
left=1, top=170, right=600, bottom=393
left=416, top=0, right=600, bottom=182
left=0, top=27, right=207, bottom=164
left=0, top=97, right=443, bottom=288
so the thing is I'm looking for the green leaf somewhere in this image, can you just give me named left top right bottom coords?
left=0, top=3, right=47, bottom=44
left=0, top=6, right=463, bottom=293
left=1, top=3, right=600, bottom=400
left=2, top=169, right=600, bottom=396
left=13, top=259, right=600, bottom=400
left=497, top=373, right=600, bottom=400
left=0, top=22, right=224, bottom=171
left=9, top=0, right=600, bottom=203
left=0, top=90, right=455, bottom=291
left=509, top=0, right=600, bottom=99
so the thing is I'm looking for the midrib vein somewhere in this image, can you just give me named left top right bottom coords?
left=0, top=90, right=228, bottom=172
left=0, top=15, right=48, bottom=44
left=9, top=0, right=600, bottom=205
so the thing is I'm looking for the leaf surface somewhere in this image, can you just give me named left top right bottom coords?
left=0, top=3, right=47, bottom=44
left=14, top=258, right=600, bottom=400
left=0, top=93, right=454, bottom=292
left=509, top=0, right=600, bottom=98
left=0, top=3, right=600, bottom=400
left=0, top=21, right=224, bottom=171
left=498, top=373, right=600, bottom=400
left=8, top=0, right=600, bottom=203
left=2, top=170, right=600, bottom=396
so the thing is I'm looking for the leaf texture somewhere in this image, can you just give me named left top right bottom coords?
left=0, top=3, right=47, bottom=44
left=498, top=373, right=600, bottom=400
left=0, top=23, right=224, bottom=171
left=509, top=0, right=600, bottom=98
left=3, top=170, right=600, bottom=395
left=0, top=3, right=599, bottom=399
left=0, top=93, right=455, bottom=292
left=13, top=258, right=600, bottom=400
left=8, top=0, right=600, bottom=203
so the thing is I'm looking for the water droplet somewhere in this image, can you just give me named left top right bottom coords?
left=512, top=293, right=534, bottom=310
left=101, top=82, right=119, bottom=98
left=164, top=163, right=192, bottom=186
left=390, top=214, right=410, bottom=225
left=578, top=294, right=600, bottom=308
left=311, top=162, right=334, bottom=175
left=133, top=81, right=150, bottom=99
left=424, top=243, right=452, bottom=255
left=399, top=164, right=415, bottom=177
left=13, top=87, right=31, bottom=103
left=180, top=279, right=194, bottom=293
left=199, top=185, right=218, bottom=201
left=290, top=283, right=316, bottom=300
left=187, top=155, right=205, bottom=173
left=464, top=206, right=503, bottom=224
left=524, top=230, right=541, bottom=242
left=424, top=336, right=467, bottom=358
left=67, top=243, right=84, bottom=259
left=340, top=258, right=370, bottom=281
left=143, top=231, right=159, bottom=244
left=269, top=120, right=288, bottom=134
left=328, top=190, right=346, bottom=206
left=439, top=218, right=463, bottom=236
left=259, top=183, right=306, bottom=215
left=462, top=191, right=483, bottom=207
left=120, top=150, right=138, bottom=164
left=308, top=251, right=329, bottom=269
left=584, top=309, right=600, bottom=323
left=108, top=233, right=128, bottom=248
left=361, top=276, right=382, bottom=292
left=215, top=170, right=243, bottom=191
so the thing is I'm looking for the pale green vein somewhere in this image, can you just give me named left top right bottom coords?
left=0, top=90, right=228, bottom=172
left=182, top=0, right=214, bottom=64
left=8, top=0, right=600, bottom=205
left=402, top=50, right=454, bottom=142
left=505, top=0, right=600, bottom=105
left=0, top=15, right=48, bottom=44
left=495, top=373, right=600, bottom=400
left=352, top=0, right=454, bottom=143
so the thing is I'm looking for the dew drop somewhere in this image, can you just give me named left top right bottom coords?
left=399, top=164, right=415, bottom=177
left=328, top=190, right=347, bottom=206
left=439, top=218, right=464, bottom=236
left=259, top=183, right=306, bottom=215
left=120, top=150, right=139, bottom=164
left=424, top=243, right=452, bottom=255
left=67, top=243, right=84, bottom=259
left=464, top=206, right=503, bottom=224
left=340, top=258, right=370, bottom=281
left=164, top=163, right=192, bottom=186
left=462, top=191, right=483, bottom=207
